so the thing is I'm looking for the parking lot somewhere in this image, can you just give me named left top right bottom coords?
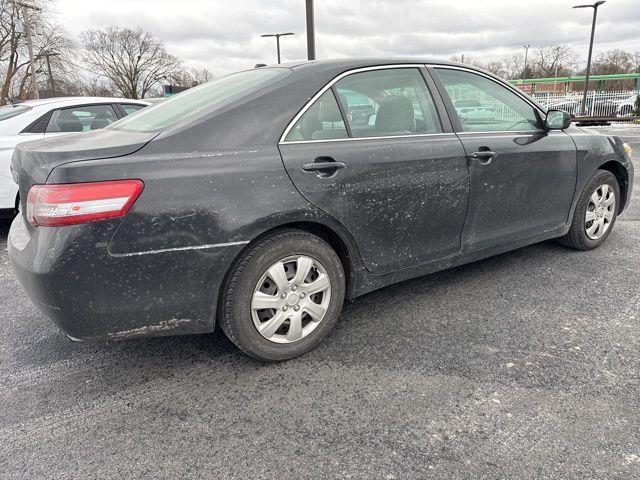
left=2, top=125, right=639, bottom=479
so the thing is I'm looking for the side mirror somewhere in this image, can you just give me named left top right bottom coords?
left=545, top=109, right=572, bottom=130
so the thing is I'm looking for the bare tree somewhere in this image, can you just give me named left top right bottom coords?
left=169, top=67, right=214, bottom=88
left=0, top=0, right=74, bottom=104
left=81, top=27, right=180, bottom=99
left=531, top=45, right=576, bottom=78
left=190, top=67, right=213, bottom=85
left=482, top=61, right=508, bottom=78
left=590, top=49, right=636, bottom=75
left=500, top=54, right=527, bottom=80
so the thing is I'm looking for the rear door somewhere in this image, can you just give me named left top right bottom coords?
left=430, top=67, right=577, bottom=252
left=279, top=66, right=470, bottom=274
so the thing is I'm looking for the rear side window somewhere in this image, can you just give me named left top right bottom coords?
left=284, top=90, right=348, bottom=141
left=109, top=67, right=290, bottom=133
left=0, top=104, right=32, bottom=121
left=283, top=67, right=443, bottom=142
left=47, top=104, right=118, bottom=133
left=336, top=68, right=442, bottom=138
left=121, top=104, right=145, bottom=116
left=434, top=68, right=541, bottom=132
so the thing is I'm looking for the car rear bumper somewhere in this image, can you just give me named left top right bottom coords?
left=8, top=214, right=241, bottom=340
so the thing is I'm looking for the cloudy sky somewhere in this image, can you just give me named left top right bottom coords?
left=54, top=0, right=640, bottom=76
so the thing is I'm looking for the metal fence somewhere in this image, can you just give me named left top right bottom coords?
left=447, top=85, right=638, bottom=121
left=529, top=90, right=639, bottom=117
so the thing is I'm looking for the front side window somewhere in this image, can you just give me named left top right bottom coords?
left=47, top=104, right=118, bottom=133
left=110, top=67, right=290, bottom=133
left=434, top=68, right=541, bottom=132
left=335, top=68, right=442, bottom=138
left=284, top=90, right=348, bottom=141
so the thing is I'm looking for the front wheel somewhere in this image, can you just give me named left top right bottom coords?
left=620, top=105, right=633, bottom=117
left=219, top=229, right=345, bottom=361
left=558, top=169, right=619, bottom=250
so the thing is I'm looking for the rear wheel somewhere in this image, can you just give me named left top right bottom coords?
left=558, top=169, right=619, bottom=250
left=219, top=229, right=345, bottom=361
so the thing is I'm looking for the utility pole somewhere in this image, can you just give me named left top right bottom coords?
left=573, top=1, right=606, bottom=115
left=260, top=32, right=295, bottom=64
left=43, top=52, right=59, bottom=97
left=306, top=0, right=315, bottom=60
left=522, top=44, right=531, bottom=82
left=12, top=1, right=41, bottom=100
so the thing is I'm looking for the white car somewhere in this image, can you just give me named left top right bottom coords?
left=616, top=94, right=638, bottom=117
left=0, top=97, right=148, bottom=215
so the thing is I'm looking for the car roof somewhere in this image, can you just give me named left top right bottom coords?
left=14, top=97, right=150, bottom=107
left=279, top=57, right=476, bottom=74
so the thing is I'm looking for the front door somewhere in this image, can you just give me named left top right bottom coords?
left=279, top=67, right=470, bottom=274
left=431, top=67, right=578, bottom=252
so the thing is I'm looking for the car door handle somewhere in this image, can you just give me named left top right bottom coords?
left=302, top=160, right=346, bottom=173
left=468, top=150, right=496, bottom=165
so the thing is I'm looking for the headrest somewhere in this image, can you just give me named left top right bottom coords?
left=57, top=114, right=83, bottom=132
left=375, top=95, right=414, bottom=133
left=90, top=115, right=112, bottom=130
left=317, top=96, right=344, bottom=123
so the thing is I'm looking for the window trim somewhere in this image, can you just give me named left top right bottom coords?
left=279, top=63, right=546, bottom=144
left=427, top=65, right=546, bottom=134
left=330, top=85, right=353, bottom=138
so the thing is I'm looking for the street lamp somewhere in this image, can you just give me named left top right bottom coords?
left=573, top=1, right=606, bottom=115
left=522, top=44, right=531, bottom=82
left=306, top=0, right=315, bottom=60
left=261, top=32, right=295, bottom=64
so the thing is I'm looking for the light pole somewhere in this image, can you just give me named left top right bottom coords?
left=306, top=0, right=315, bottom=60
left=261, top=32, right=295, bottom=64
left=522, top=44, right=531, bottom=82
left=573, top=1, right=606, bottom=115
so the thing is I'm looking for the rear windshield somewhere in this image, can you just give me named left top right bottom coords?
left=108, top=67, right=290, bottom=133
left=0, top=104, right=32, bottom=121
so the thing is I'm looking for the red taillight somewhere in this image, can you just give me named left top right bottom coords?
left=26, top=180, right=144, bottom=227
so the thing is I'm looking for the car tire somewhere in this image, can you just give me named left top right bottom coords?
left=620, top=105, right=633, bottom=117
left=558, top=169, right=620, bottom=250
left=219, top=229, right=345, bottom=362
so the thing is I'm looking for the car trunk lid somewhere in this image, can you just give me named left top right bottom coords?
left=11, top=128, right=157, bottom=218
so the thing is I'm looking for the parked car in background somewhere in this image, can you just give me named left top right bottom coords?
left=0, top=97, right=149, bottom=215
left=453, top=99, right=496, bottom=122
left=8, top=59, right=634, bottom=361
left=546, top=99, right=581, bottom=115
left=616, top=94, right=638, bottom=116
left=590, top=98, right=618, bottom=117
left=143, top=97, right=167, bottom=104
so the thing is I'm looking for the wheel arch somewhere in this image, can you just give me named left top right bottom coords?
left=598, top=161, right=629, bottom=213
left=246, top=220, right=361, bottom=299
left=215, top=216, right=364, bottom=328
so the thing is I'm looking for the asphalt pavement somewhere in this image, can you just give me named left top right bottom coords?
left=2, top=125, right=640, bottom=479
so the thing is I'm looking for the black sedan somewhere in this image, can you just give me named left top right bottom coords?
left=8, top=59, right=634, bottom=361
